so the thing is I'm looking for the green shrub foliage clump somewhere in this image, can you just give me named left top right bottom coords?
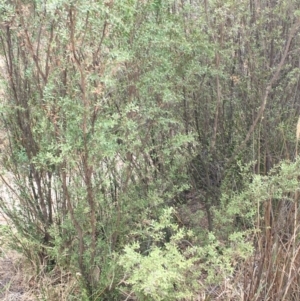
left=0, top=0, right=300, bottom=300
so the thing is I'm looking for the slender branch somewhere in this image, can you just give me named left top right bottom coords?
left=226, top=19, right=300, bottom=168
left=211, top=52, right=221, bottom=152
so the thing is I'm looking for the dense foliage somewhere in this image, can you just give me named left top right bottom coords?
left=0, top=0, right=300, bottom=300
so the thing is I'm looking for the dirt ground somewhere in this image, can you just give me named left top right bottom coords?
left=0, top=248, right=35, bottom=301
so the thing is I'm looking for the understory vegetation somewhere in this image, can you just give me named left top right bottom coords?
left=0, top=0, right=300, bottom=300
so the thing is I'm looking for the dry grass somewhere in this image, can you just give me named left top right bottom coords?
left=0, top=246, right=35, bottom=300
left=0, top=228, right=80, bottom=301
left=200, top=197, right=300, bottom=301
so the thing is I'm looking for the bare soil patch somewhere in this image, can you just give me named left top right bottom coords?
left=0, top=249, right=35, bottom=301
